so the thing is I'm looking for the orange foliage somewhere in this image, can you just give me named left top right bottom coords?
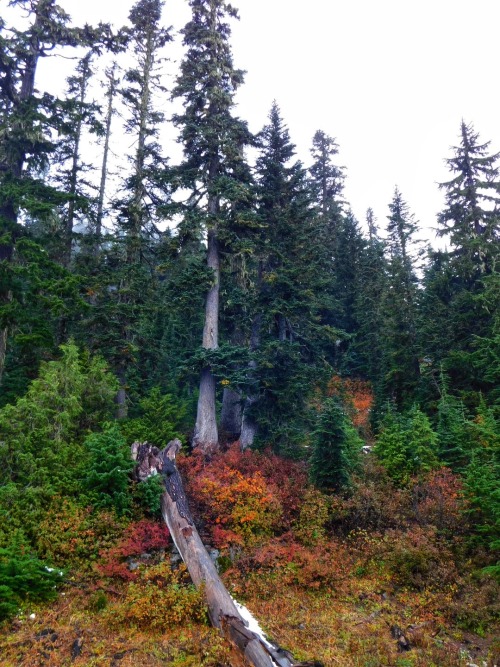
left=327, top=375, right=374, bottom=435
left=181, top=452, right=281, bottom=548
left=179, top=445, right=308, bottom=545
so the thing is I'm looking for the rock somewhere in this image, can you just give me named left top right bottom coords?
left=128, top=560, right=139, bottom=571
left=170, top=553, right=182, bottom=566
left=390, top=625, right=411, bottom=652
left=71, top=637, right=83, bottom=661
left=398, top=635, right=411, bottom=652
left=35, top=628, right=55, bottom=640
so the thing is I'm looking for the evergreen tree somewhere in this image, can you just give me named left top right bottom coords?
left=0, top=0, right=116, bottom=385
left=352, top=211, right=387, bottom=399
left=374, top=405, right=439, bottom=486
left=421, top=123, right=500, bottom=404
left=380, top=188, right=422, bottom=408
left=82, top=0, right=171, bottom=418
left=330, top=211, right=366, bottom=372
left=310, top=398, right=362, bottom=491
left=172, top=0, right=253, bottom=453
left=309, top=129, right=345, bottom=223
left=438, top=121, right=500, bottom=279
left=50, top=52, right=100, bottom=267
left=436, top=379, right=469, bottom=469
left=248, top=103, right=331, bottom=454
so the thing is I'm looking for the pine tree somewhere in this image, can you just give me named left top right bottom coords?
left=248, top=103, right=330, bottom=454
left=438, top=121, right=500, bottom=279
left=92, top=0, right=172, bottom=417
left=0, top=0, right=117, bottom=385
left=172, top=0, right=253, bottom=453
left=310, top=398, right=362, bottom=491
left=380, top=188, right=422, bottom=408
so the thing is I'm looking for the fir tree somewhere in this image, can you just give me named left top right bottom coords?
left=310, top=398, right=362, bottom=491
left=0, top=0, right=117, bottom=383
left=438, top=121, right=500, bottom=279
left=172, top=0, right=253, bottom=453
left=380, top=188, right=422, bottom=408
left=249, top=103, right=330, bottom=453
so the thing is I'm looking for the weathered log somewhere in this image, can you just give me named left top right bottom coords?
left=133, top=440, right=322, bottom=667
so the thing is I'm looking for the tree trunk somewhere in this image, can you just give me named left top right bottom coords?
left=0, top=324, right=8, bottom=387
left=115, top=363, right=128, bottom=419
left=132, top=441, right=320, bottom=667
left=96, top=63, right=117, bottom=241
left=240, top=313, right=262, bottom=450
left=220, top=386, right=242, bottom=441
left=193, top=217, right=220, bottom=453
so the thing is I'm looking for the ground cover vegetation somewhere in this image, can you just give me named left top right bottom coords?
left=0, top=0, right=499, bottom=665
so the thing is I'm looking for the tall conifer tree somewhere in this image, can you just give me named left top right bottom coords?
left=172, top=0, right=252, bottom=453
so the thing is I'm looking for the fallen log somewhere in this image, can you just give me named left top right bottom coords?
left=132, top=440, right=322, bottom=667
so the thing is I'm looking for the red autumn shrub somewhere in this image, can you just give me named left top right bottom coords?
left=233, top=534, right=354, bottom=592
left=412, top=467, right=468, bottom=534
left=97, top=519, right=170, bottom=580
left=381, top=525, right=458, bottom=590
left=327, top=375, right=374, bottom=438
left=179, top=445, right=308, bottom=534
left=182, top=458, right=281, bottom=548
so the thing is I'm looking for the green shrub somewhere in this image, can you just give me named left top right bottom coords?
left=121, top=387, right=187, bottom=448
left=0, top=343, right=118, bottom=496
left=0, top=538, right=63, bottom=622
left=374, top=406, right=439, bottom=485
left=82, top=423, right=134, bottom=516
left=136, top=474, right=165, bottom=518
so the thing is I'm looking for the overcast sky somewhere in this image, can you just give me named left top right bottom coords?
left=6, top=0, right=500, bottom=242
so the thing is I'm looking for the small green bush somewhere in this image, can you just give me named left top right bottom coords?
left=0, top=539, right=63, bottom=622
left=82, top=423, right=134, bottom=515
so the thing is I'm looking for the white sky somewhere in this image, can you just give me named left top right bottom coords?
left=4, top=0, right=500, bottom=242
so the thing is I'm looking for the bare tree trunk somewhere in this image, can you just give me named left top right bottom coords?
left=240, top=313, right=262, bottom=450
left=96, top=63, right=117, bottom=241
left=193, top=202, right=220, bottom=453
left=115, top=363, right=128, bottom=419
left=0, top=324, right=8, bottom=387
left=132, top=441, right=320, bottom=667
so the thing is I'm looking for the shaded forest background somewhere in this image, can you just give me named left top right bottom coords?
left=0, top=1, right=498, bottom=665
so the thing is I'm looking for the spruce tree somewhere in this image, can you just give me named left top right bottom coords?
left=249, top=103, right=330, bottom=454
left=310, top=398, right=362, bottom=491
left=172, top=0, right=252, bottom=453
left=438, top=121, right=500, bottom=279
left=380, top=188, right=422, bottom=408
left=0, top=0, right=117, bottom=385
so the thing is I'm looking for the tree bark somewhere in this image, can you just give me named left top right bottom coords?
left=220, top=386, right=242, bottom=441
left=240, top=312, right=262, bottom=450
left=0, top=324, right=8, bottom=387
left=132, top=441, right=321, bottom=667
left=96, top=63, right=117, bottom=241
left=193, top=212, right=220, bottom=453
